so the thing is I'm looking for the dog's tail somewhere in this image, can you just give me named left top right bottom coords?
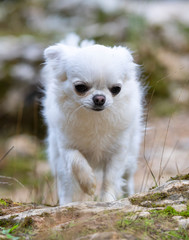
left=60, top=33, right=95, bottom=48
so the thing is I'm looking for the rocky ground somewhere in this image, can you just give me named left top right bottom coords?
left=0, top=179, right=189, bottom=239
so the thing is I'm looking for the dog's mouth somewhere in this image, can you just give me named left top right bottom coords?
left=84, top=106, right=105, bottom=111
left=83, top=105, right=106, bottom=112
left=92, top=107, right=105, bottom=111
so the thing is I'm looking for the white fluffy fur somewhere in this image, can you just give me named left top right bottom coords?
left=42, top=37, right=143, bottom=205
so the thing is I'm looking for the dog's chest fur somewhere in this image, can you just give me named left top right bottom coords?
left=62, top=107, right=129, bottom=164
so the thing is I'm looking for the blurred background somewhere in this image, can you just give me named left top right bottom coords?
left=0, top=0, right=188, bottom=205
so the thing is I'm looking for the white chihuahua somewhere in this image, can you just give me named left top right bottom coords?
left=42, top=36, right=143, bottom=205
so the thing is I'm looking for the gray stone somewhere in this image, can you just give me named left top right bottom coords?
left=173, top=216, right=189, bottom=229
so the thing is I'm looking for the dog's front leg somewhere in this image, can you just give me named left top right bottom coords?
left=100, top=150, right=133, bottom=202
left=57, top=149, right=96, bottom=205
left=100, top=160, right=124, bottom=202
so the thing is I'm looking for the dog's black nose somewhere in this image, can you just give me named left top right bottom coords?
left=93, top=95, right=106, bottom=106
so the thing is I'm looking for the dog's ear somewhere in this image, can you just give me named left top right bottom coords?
left=44, top=44, right=67, bottom=81
left=113, top=46, right=137, bottom=81
left=44, top=45, right=61, bottom=61
left=44, top=44, right=74, bottom=81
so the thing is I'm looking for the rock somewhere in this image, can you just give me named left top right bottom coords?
left=136, top=211, right=150, bottom=218
left=152, top=180, right=189, bottom=194
left=172, top=204, right=187, bottom=212
left=177, top=218, right=189, bottom=229
left=0, top=180, right=188, bottom=239
left=173, top=216, right=189, bottom=229
left=129, top=180, right=189, bottom=208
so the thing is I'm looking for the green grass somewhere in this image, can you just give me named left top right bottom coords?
left=116, top=210, right=189, bottom=240
left=151, top=205, right=189, bottom=218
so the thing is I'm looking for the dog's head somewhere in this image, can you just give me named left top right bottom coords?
left=44, top=43, right=137, bottom=112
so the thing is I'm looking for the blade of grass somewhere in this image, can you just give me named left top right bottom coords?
left=160, top=140, right=178, bottom=179
left=158, top=116, right=172, bottom=185
left=0, top=175, right=26, bottom=189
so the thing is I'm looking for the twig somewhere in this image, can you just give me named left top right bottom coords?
left=0, top=146, right=14, bottom=163
left=144, top=155, right=158, bottom=187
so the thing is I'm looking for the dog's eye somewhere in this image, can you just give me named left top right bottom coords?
left=110, top=86, right=121, bottom=95
left=75, top=84, right=89, bottom=94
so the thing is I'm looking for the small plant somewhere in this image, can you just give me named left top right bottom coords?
left=0, top=224, right=19, bottom=240
left=117, top=218, right=132, bottom=229
left=0, top=199, right=7, bottom=206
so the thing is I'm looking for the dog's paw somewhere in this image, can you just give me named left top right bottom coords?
left=100, top=191, right=116, bottom=202
left=81, top=171, right=96, bottom=196
left=72, top=157, right=96, bottom=196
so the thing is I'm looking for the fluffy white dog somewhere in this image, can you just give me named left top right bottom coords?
left=42, top=36, right=143, bottom=205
